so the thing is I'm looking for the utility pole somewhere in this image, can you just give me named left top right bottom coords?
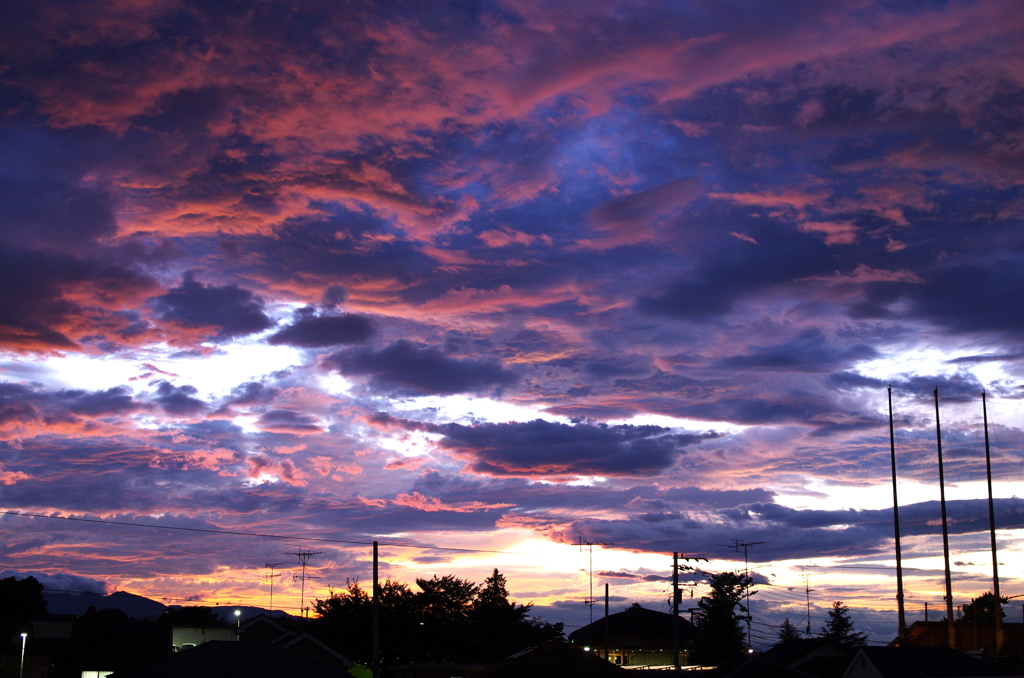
left=604, top=583, right=610, bottom=661
left=263, top=562, right=285, bottom=615
left=673, top=553, right=707, bottom=668
left=721, top=540, right=762, bottom=651
left=888, top=386, right=907, bottom=640
left=982, top=391, right=1004, bottom=652
left=286, top=547, right=323, bottom=619
left=577, top=537, right=612, bottom=624
left=372, top=541, right=379, bottom=678
left=933, top=389, right=956, bottom=649
left=673, top=553, right=679, bottom=669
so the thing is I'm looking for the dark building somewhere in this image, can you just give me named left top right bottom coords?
left=568, top=604, right=698, bottom=667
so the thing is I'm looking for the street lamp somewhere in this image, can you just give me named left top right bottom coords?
left=235, top=609, right=241, bottom=628
left=19, top=632, right=27, bottom=678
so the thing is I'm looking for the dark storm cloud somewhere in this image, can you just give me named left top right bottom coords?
left=0, top=382, right=40, bottom=425
left=320, top=285, right=348, bottom=308
left=635, top=226, right=838, bottom=320
left=0, top=569, right=109, bottom=595
left=851, top=261, right=1024, bottom=339
left=149, top=272, right=273, bottom=341
left=565, top=498, right=1024, bottom=562
left=152, top=381, right=206, bottom=416
left=585, top=361, right=650, bottom=379
left=716, top=329, right=877, bottom=373
left=0, top=382, right=146, bottom=429
left=57, top=386, right=142, bottom=416
left=327, top=340, right=518, bottom=396
left=268, top=310, right=374, bottom=347
left=829, top=371, right=984, bottom=400
left=0, top=128, right=117, bottom=251
left=946, top=352, right=1024, bottom=364
left=407, top=470, right=775, bottom=513
left=248, top=214, right=439, bottom=290
left=0, top=248, right=157, bottom=351
left=256, top=409, right=322, bottom=433
left=434, top=420, right=720, bottom=477
left=224, top=381, right=281, bottom=406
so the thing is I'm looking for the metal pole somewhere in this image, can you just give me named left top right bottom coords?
left=889, top=387, right=907, bottom=640
left=590, top=544, right=594, bottom=624
left=673, top=552, right=680, bottom=669
left=604, top=583, right=610, bottom=661
left=982, top=391, right=1004, bottom=652
left=934, top=388, right=956, bottom=649
left=19, top=633, right=26, bottom=678
left=372, top=541, right=380, bottom=678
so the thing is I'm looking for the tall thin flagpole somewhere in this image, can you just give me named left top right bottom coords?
left=888, top=387, right=907, bottom=639
left=982, top=391, right=1003, bottom=652
left=934, top=388, right=956, bottom=649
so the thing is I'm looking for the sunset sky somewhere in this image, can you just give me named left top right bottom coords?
left=2, top=0, right=1024, bottom=647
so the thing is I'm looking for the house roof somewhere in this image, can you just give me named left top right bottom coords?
left=847, top=646, right=1007, bottom=678
left=763, top=637, right=855, bottom=673
left=472, top=640, right=628, bottom=678
left=568, top=605, right=698, bottom=647
left=107, top=640, right=351, bottom=678
left=702, top=654, right=826, bottom=678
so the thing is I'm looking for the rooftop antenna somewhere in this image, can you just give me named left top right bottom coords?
left=285, top=547, right=323, bottom=618
left=263, top=562, right=286, bottom=616
left=801, top=568, right=815, bottom=637
left=577, top=537, right=612, bottom=624
left=721, top=540, right=762, bottom=650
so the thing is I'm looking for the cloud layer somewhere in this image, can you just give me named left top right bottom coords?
left=2, top=0, right=1024, bottom=645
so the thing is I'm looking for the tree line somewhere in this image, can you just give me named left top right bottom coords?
left=310, top=569, right=563, bottom=666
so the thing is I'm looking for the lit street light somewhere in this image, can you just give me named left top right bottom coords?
left=235, top=609, right=241, bottom=628
left=19, top=632, right=27, bottom=678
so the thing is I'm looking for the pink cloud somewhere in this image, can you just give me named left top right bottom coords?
left=245, top=454, right=307, bottom=487
left=392, top=491, right=513, bottom=513
left=0, top=463, right=30, bottom=485
left=797, top=220, right=858, bottom=245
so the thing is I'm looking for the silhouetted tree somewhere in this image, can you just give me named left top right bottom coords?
left=776, top=618, right=802, bottom=644
left=957, top=592, right=1007, bottom=623
left=819, top=601, right=866, bottom=648
left=160, top=606, right=228, bottom=627
left=692, top=571, right=750, bottom=666
left=312, top=571, right=562, bottom=666
left=313, top=578, right=419, bottom=666
left=86, top=605, right=130, bottom=622
left=0, top=576, right=46, bottom=652
left=468, top=569, right=562, bottom=661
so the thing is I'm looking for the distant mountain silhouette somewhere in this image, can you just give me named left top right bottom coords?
left=44, top=588, right=290, bottom=623
left=44, top=589, right=168, bottom=619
